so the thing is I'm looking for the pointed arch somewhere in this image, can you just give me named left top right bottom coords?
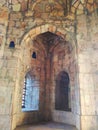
left=22, top=70, right=39, bottom=111
left=55, top=71, right=71, bottom=111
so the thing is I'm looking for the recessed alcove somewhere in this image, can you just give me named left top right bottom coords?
left=12, top=25, right=77, bottom=130
left=55, top=71, right=71, bottom=111
left=21, top=70, right=39, bottom=112
left=18, top=31, right=76, bottom=125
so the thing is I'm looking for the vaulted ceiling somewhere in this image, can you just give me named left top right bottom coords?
left=33, top=31, right=64, bottom=53
left=0, top=0, right=97, bottom=16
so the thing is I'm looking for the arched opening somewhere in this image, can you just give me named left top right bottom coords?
left=22, top=71, right=39, bottom=111
left=55, top=71, right=71, bottom=111
left=12, top=25, right=78, bottom=130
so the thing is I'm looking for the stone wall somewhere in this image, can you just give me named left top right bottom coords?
left=11, top=38, right=47, bottom=129
left=51, top=40, right=77, bottom=126
left=0, top=6, right=11, bottom=130
left=77, top=12, right=98, bottom=130
left=10, top=24, right=78, bottom=130
left=0, top=1, right=97, bottom=130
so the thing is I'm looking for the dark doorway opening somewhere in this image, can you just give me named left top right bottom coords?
left=55, top=71, right=71, bottom=111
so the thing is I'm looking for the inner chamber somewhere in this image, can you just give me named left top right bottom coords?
left=20, top=31, right=76, bottom=126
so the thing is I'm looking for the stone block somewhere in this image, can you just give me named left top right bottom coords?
left=41, top=25, right=48, bottom=33
left=7, top=59, right=18, bottom=68
left=21, top=0, right=27, bottom=11
left=78, top=53, right=90, bottom=64
left=10, top=13, right=22, bottom=20
left=0, top=87, right=13, bottom=114
left=12, top=4, right=21, bottom=12
left=79, top=73, right=94, bottom=90
left=93, top=74, right=98, bottom=92
left=12, top=114, right=17, bottom=130
left=25, top=11, right=33, bottom=17
left=0, top=115, right=11, bottom=130
left=9, top=21, right=15, bottom=27
left=12, top=0, right=19, bottom=4
left=48, top=25, right=56, bottom=33
left=78, top=63, right=91, bottom=73
left=81, top=116, right=98, bottom=130
left=0, top=59, right=4, bottom=68
left=0, top=68, right=7, bottom=78
left=0, top=79, right=9, bottom=87
left=35, top=26, right=41, bottom=35
left=84, top=94, right=95, bottom=115
left=0, top=25, right=6, bottom=34
left=95, top=94, right=98, bottom=114
left=0, top=10, right=8, bottom=20
left=29, top=29, right=36, bottom=37
left=52, top=110, right=75, bottom=126
left=76, top=114, right=80, bottom=130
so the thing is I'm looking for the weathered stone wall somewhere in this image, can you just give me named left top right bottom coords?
left=77, top=12, right=98, bottom=130
left=0, top=0, right=97, bottom=130
left=11, top=38, right=47, bottom=130
left=0, top=46, right=19, bottom=130
left=51, top=40, right=77, bottom=126
left=0, top=6, right=12, bottom=130
left=10, top=24, right=78, bottom=130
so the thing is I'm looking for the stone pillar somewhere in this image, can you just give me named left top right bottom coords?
left=0, top=47, right=19, bottom=130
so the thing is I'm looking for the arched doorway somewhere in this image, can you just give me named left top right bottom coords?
left=55, top=71, right=71, bottom=111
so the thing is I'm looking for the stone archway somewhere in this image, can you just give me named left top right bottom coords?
left=12, top=24, right=79, bottom=130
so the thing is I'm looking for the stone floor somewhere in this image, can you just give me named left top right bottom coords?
left=15, top=122, right=78, bottom=130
